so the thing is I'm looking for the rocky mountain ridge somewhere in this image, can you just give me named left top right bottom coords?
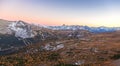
left=47, top=25, right=119, bottom=33
left=0, top=19, right=119, bottom=51
left=0, top=19, right=92, bottom=51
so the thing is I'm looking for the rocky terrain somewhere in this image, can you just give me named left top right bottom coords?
left=0, top=19, right=91, bottom=50
left=0, top=31, right=120, bottom=66
left=0, top=19, right=120, bottom=66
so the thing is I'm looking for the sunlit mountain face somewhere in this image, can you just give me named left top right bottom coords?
left=0, top=0, right=120, bottom=66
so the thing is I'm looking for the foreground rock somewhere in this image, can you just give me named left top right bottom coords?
left=44, top=42, right=64, bottom=51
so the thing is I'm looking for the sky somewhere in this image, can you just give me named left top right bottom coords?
left=1, top=0, right=120, bottom=27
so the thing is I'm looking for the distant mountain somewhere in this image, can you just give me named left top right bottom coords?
left=47, top=25, right=119, bottom=33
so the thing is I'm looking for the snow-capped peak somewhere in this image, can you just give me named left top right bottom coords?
left=8, top=20, right=35, bottom=39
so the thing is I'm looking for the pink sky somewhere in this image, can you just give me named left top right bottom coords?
left=1, top=0, right=120, bottom=27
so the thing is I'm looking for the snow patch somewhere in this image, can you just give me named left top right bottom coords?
left=74, top=60, right=85, bottom=65
left=8, top=20, right=35, bottom=39
left=44, top=42, right=64, bottom=51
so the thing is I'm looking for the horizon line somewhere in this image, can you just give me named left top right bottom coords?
left=1, top=18, right=120, bottom=28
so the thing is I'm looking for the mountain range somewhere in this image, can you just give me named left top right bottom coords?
left=0, top=19, right=120, bottom=54
left=47, top=25, right=120, bottom=33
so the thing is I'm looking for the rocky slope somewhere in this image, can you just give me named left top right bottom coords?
left=0, top=31, right=120, bottom=66
left=0, top=20, right=54, bottom=50
left=0, top=19, right=12, bottom=34
left=8, top=20, right=35, bottom=39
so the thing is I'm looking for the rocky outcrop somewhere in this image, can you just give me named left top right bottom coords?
left=44, top=42, right=64, bottom=51
left=8, top=20, right=36, bottom=39
left=68, top=30, right=91, bottom=39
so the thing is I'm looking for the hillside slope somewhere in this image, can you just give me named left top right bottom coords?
left=0, top=19, right=12, bottom=34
